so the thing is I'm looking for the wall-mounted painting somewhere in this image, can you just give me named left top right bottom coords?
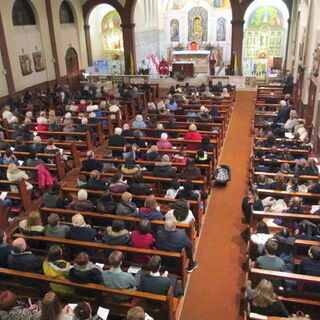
left=217, top=17, right=226, bottom=41
left=33, top=51, right=46, bottom=72
left=170, top=19, right=180, bottom=42
left=19, top=54, right=33, bottom=76
left=312, top=44, right=320, bottom=77
left=213, top=0, right=230, bottom=9
left=188, top=6, right=208, bottom=42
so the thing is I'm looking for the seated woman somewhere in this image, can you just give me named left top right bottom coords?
left=165, top=179, right=182, bottom=199
left=250, top=221, right=273, bottom=256
left=129, top=172, right=151, bottom=196
left=67, top=214, right=98, bottom=255
left=254, top=175, right=271, bottom=189
left=2, top=149, right=18, bottom=165
left=130, top=220, right=156, bottom=264
left=69, top=252, right=103, bottom=293
left=246, top=279, right=289, bottom=317
left=180, top=159, right=201, bottom=180
left=176, top=180, right=200, bottom=201
left=241, top=187, right=264, bottom=222
left=36, top=117, right=49, bottom=139
left=121, top=123, right=133, bottom=137
left=285, top=196, right=304, bottom=214
left=147, top=102, right=159, bottom=115
left=198, top=136, right=214, bottom=152
left=303, top=158, right=319, bottom=176
left=138, top=196, right=163, bottom=221
left=221, top=88, right=230, bottom=98
left=43, top=245, right=74, bottom=294
left=153, top=123, right=166, bottom=139
left=132, top=114, right=147, bottom=128
left=156, top=133, right=172, bottom=149
left=294, top=119, right=308, bottom=140
left=116, top=192, right=138, bottom=217
left=0, top=291, right=39, bottom=320
left=286, top=177, right=299, bottom=192
left=153, top=155, right=177, bottom=179
left=44, top=138, right=59, bottom=154
left=165, top=199, right=195, bottom=224
left=278, top=162, right=293, bottom=174
left=120, top=160, right=140, bottom=175
left=81, top=170, right=107, bottom=191
left=69, top=189, right=94, bottom=211
left=109, top=171, right=129, bottom=193
left=19, top=211, right=44, bottom=249
left=96, top=192, right=116, bottom=214
left=123, top=143, right=138, bottom=162
left=104, top=219, right=130, bottom=246
left=172, top=150, right=188, bottom=173
left=268, top=173, right=286, bottom=191
left=7, top=163, right=33, bottom=193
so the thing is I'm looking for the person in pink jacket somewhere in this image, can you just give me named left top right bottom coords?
left=156, top=133, right=173, bottom=149
left=184, top=124, right=202, bottom=150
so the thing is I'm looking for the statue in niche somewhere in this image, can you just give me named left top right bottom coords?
left=170, top=19, right=179, bottom=41
left=216, top=17, right=226, bottom=41
left=191, top=17, right=203, bottom=42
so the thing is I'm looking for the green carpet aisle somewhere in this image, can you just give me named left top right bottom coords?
left=180, top=91, right=256, bottom=320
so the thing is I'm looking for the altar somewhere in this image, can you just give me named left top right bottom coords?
left=172, top=50, right=210, bottom=63
left=172, top=61, right=194, bottom=78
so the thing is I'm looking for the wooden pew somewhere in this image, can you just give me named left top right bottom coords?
left=40, top=207, right=196, bottom=255
left=0, top=267, right=177, bottom=320
left=252, top=172, right=319, bottom=182
left=256, top=189, right=320, bottom=202
left=61, top=186, right=203, bottom=232
left=10, top=233, right=188, bottom=290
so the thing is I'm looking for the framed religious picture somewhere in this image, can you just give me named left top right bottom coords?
left=312, top=44, right=320, bottom=77
left=32, top=51, right=46, bottom=72
left=19, top=54, right=33, bottom=76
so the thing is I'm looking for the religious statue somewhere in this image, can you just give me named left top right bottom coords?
left=191, top=17, right=203, bottom=43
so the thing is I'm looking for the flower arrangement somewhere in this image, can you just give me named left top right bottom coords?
left=205, top=42, right=214, bottom=50
left=174, top=43, right=184, bottom=50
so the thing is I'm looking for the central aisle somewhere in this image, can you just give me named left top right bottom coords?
left=180, top=91, right=256, bottom=320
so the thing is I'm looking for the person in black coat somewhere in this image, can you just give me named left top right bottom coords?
left=109, top=127, right=128, bottom=157
left=242, top=187, right=264, bottom=222
left=7, top=238, right=43, bottom=286
left=81, top=170, right=107, bottom=191
left=299, top=246, right=320, bottom=292
left=69, top=251, right=103, bottom=294
left=82, top=151, right=103, bottom=172
left=67, top=214, right=98, bottom=255
left=153, top=155, right=177, bottom=179
left=0, top=230, right=11, bottom=268
left=136, top=255, right=172, bottom=295
left=273, top=100, right=291, bottom=124
left=198, top=136, right=214, bottom=153
left=129, top=172, right=151, bottom=195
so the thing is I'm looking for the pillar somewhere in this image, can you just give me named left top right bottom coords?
left=121, top=23, right=136, bottom=74
left=0, top=13, right=15, bottom=96
left=45, top=0, right=60, bottom=82
left=84, top=24, right=93, bottom=66
left=231, top=19, right=245, bottom=74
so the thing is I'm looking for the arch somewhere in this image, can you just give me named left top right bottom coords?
left=65, top=47, right=79, bottom=89
left=242, top=0, right=290, bottom=76
left=60, top=1, right=75, bottom=24
left=12, top=0, right=36, bottom=26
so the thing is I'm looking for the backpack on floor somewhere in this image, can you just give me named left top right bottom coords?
left=214, top=165, right=231, bottom=185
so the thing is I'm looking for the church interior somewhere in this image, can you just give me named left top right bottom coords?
left=0, top=0, right=320, bottom=320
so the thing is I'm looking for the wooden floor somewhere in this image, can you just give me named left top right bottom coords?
left=180, top=91, right=256, bottom=320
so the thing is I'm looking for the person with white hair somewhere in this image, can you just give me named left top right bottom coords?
left=283, top=110, right=298, bottom=131
left=156, top=132, right=173, bottom=149
left=132, top=114, right=147, bottom=128
left=147, top=102, right=158, bottom=115
left=67, top=213, right=98, bottom=255
left=7, top=116, right=19, bottom=129
left=35, top=116, right=49, bottom=138
left=109, top=100, right=122, bottom=120
left=77, top=117, right=92, bottom=134
left=153, top=154, right=177, bottom=179
left=108, top=127, right=127, bottom=157
left=273, top=100, right=291, bottom=124
left=156, top=217, right=198, bottom=272
left=294, top=119, right=308, bottom=140
left=36, top=111, right=47, bottom=124
left=221, top=87, right=230, bottom=97
left=69, top=191, right=94, bottom=212
left=2, top=105, right=13, bottom=120
left=81, top=150, right=103, bottom=171
left=202, top=86, right=214, bottom=97
left=157, top=99, right=166, bottom=110
left=184, top=124, right=203, bottom=150
left=31, top=135, right=44, bottom=153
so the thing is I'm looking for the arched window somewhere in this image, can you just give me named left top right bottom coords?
left=12, top=0, right=36, bottom=26
left=60, top=1, right=74, bottom=24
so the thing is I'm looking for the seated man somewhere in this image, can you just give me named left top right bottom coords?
left=8, top=238, right=43, bottom=286
left=82, top=150, right=103, bottom=172
left=81, top=170, right=107, bottom=191
left=299, top=245, right=320, bottom=292
left=44, top=213, right=69, bottom=238
left=156, top=217, right=198, bottom=272
left=103, top=250, right=136, bottom=300
left=136, top=255, right=173, bottom=296
left=254, top=239, right=285, bottom=286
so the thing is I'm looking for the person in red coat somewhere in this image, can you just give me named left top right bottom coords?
left=130, top=220, right=156, bottom=265
left=158, top=59, right=169, bottom=76
left=184, top=124, right=202, bottom=150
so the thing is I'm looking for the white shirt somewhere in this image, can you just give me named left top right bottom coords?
left=165, top=209, right=195, bottom=224
left=251, top=233, right=273, bottom=254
